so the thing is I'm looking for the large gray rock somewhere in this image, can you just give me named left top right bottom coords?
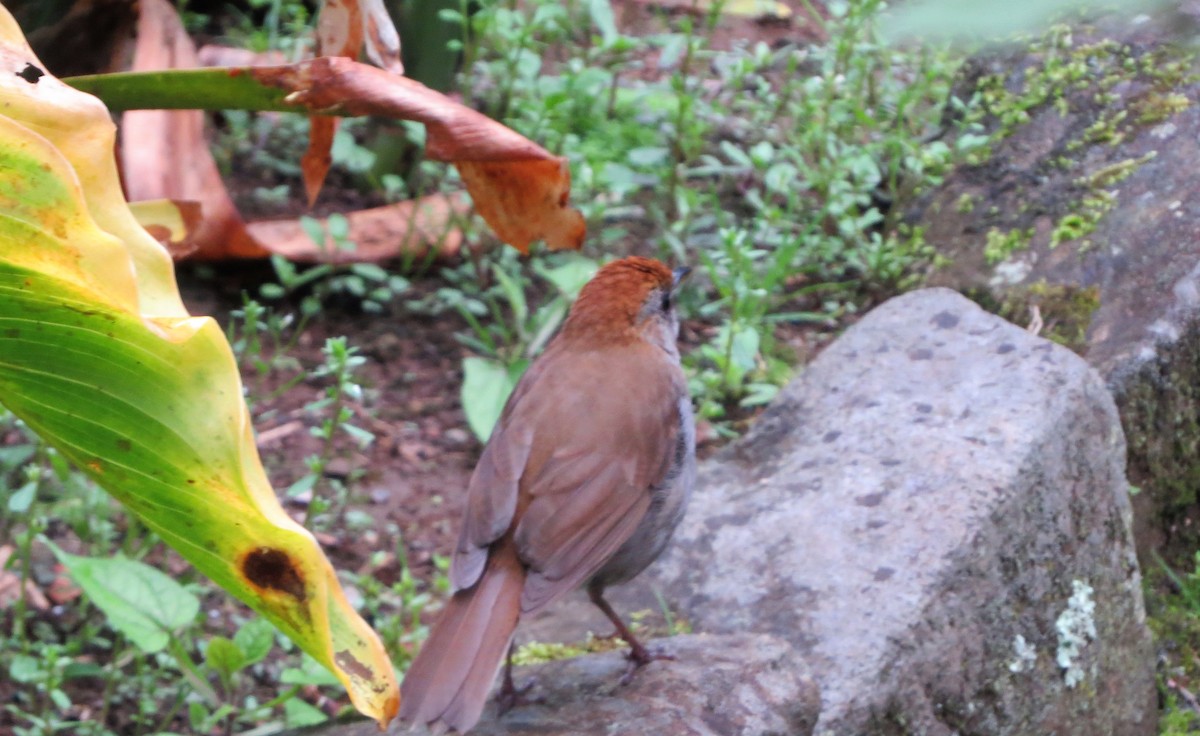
left=307, top=289, right=1155, bottom=736
left=903, top=14, right=1200, bottom=555
left=553, top=288, right=1153, bottom=735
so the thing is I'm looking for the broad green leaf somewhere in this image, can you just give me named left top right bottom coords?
left=0, top=8, right=397, bottom=725
left=7, top=481, right=35, bottom=513
left=534, top=254, right=597, bottom=299
left=729, top=324, right=761, bottom=374
left=586, top=0, right=619, bottom=47
left=205, top=636, right=247, bottom=680
left=285, top=697, right=330, bottom=728
left=9, top=654, right=39, bottom=683
left=46, top=543, right=200, bottom=654
left=461, top=357, right=527, bottom=442
left=233, top=616, right=277, bottom=667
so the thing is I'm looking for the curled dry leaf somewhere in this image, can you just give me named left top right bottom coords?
left=304, top=0, right=405, bottom=206
left=251, top=57, right=587, bottom=252
left=246, top=192, right=467, bottom=263
left=121, top=0, right=269, bottom=258
left=458, top=159, right=584, bottom=254
left=114, top=0, right=581, bottom=259
left=317, top=0, right=365, bottom=60
left=317, top=0, right=404, bottom=74
left=119, top=0, right=460, bottom=261
left=359, top=0, right=404, bottom=74
left=301, top=114, right=338, bottom=207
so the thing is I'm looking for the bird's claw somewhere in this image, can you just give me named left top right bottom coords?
left=619, top=644, right=674, bottom=685
left=496, top=676, right=539, bottom=715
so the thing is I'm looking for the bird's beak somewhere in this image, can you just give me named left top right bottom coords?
left=672, top=266, right=692, bottom=290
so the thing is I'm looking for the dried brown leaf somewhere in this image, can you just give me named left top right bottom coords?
left=120, top=0, right=268, bottom=259
left=301, top=115, right=338, bottom=207
left=457, top=159, right=585, bottom=253
left=246, top=192, right=467, bottom=263
left=360, top=0, right=403, bottom=74
left=251, top=58, right=586, bottom=252
left=317, top=0, right=364, bottom=58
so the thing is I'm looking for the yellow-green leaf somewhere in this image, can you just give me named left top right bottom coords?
left=0, top=7, right=398, bottom=725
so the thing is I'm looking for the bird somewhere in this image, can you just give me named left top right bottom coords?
left=398, top=255, right=697, bottom=733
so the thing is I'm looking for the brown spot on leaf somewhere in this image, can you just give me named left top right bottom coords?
left=116, top=438, right=132, bottom=451
left=241, top=547, right=307, bottom=601
left=335, top=649, right=374, bottom=680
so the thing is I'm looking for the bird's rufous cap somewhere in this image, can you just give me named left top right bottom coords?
left=563, top=256, right=685, bottom=342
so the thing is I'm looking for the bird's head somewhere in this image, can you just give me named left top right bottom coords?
left=561, top=256, right=690, bottom=354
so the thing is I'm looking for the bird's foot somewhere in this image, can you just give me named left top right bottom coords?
left=619, top=642, right=674, bottom=685
left=496, top=676, right=539, bottom=715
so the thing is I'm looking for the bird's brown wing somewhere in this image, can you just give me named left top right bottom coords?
left=450, top=355, right=546, bottom=591
left=452, top=341, right=682, bottom=610
left=512, top=344, right=681, bottom=613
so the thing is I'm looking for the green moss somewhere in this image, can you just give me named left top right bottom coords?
left=1049, top=214, right=1089, bottom=248
left=974, top=27, right=1193, bottom=152
left=1135, top=91, right=1191, bottom=125
left=955, top=192, right=977, bottom=214
left=1115, top=325, right=1200, bottom=536
left=510, top=608, right=689, bottom=665
left=1144, top=565, right=1200, bottom=734
left=984, top=227, right=1033, bottom=265
left=994, top=281, right=1100, bottom=353
left=1076, top=152, right=1158, bottom=189
left=511, top=640, right=596, bottom=665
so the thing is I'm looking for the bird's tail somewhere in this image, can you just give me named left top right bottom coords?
left=398, top=540, right=525, bottom=733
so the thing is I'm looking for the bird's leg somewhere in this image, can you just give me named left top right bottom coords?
left=587, top=584, right=674, bottom=684
left=496, top=640, right=536, bottom=715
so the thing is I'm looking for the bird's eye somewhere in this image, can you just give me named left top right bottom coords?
left=661, top=292, right=671, bottom=312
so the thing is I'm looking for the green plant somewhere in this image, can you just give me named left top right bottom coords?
left=0, top=420, right=364, bottom=735
left=344, top=536, right=451, bottom=672
left=289, top=337, right=377, bottom=528
left=427, top=249, right=598, bottom=441
left=451, top=0, right=982, bottom=420
left=226, top=294, right=305, bottom=399
left=219, top=0, right=315, bottom=56
left=690, top=225, right=820, bottom=424
left=261, top=221, right=411, bottom=317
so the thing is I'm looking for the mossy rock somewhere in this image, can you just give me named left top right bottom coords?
left=904, top=12, right=1200, bottom=563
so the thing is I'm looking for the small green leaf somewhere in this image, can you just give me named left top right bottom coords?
left=205, top=636, right=246, bottom=679
left=281, top=653, right=341, bottom=687
left=461, top=357, right=525, bottom=442
left=63, top=662, right=106, bottom=679
left=7, top=481, right=35, bottom=513
left=50, top=688, right=71, bottom=711
left=285, top=697, right=329, bottom=728
left=9, top=654, right=39, bottom=683
left=233, top=617, right=276, bottom=667
left=45, top=540, right=200, bottom=654
left=586, top=0, right=619, bottom=46
left=0, top=443, right=35, bottom=468
left=188, top=701, right=208, bottom=732
left=729, top=324, right=761, bottom=373
left=534, top=255, right=598, bottom=298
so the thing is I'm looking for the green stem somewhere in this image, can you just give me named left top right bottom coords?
left=64, top=69, right=297, bottom=113
left=167, top=636, right=220, bottom=706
